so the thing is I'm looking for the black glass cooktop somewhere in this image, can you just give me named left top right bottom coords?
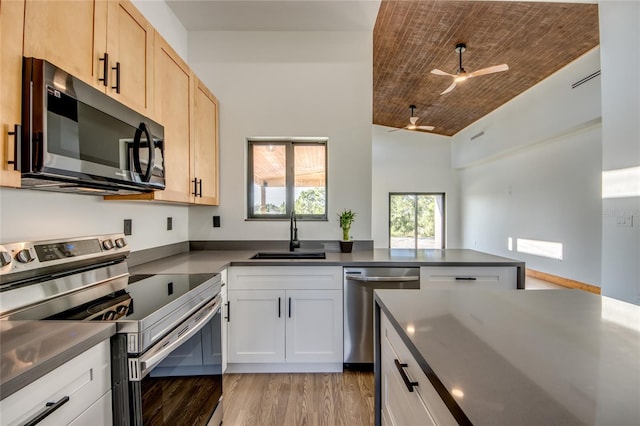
left=48, top=273, right=218, bottom=322
left=124, top=273, right=217, bottom=320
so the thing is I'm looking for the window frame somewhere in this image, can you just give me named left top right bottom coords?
left=247, top=138, right=328, bottom=220
left=388, top=192, right=446, bottom=249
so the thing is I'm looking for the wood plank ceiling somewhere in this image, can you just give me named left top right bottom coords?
left=373, top=1, right=600, bottom=136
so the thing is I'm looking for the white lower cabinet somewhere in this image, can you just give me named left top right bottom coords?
left=227, top=266, right=343, bottom=372
left=420, top=266, right=517, bottom=289
left=220, top=268, right=228, bottom=373
left=228, top=289, right=286, bottom=363
left=380, top=312, right=456, bottom=426
left=0, top=339, right=111, bottom=426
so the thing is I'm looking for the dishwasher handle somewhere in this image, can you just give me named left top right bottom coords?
left=345, top=274, right=419, bottom=283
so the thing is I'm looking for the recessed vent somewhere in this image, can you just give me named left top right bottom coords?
left=571, top=70, right=600, bottom=89
left=470, top=131, right=485, bottom=141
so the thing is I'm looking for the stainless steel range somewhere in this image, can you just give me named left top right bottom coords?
left=0, top=234, right=223, bottom=426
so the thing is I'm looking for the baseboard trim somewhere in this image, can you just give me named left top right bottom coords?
left=526, top=269, right=601, bottom=294
left=226, top=362, right=343, bottom=374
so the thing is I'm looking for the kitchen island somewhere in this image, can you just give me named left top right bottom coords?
left=374, top=289, right=640, bottom=425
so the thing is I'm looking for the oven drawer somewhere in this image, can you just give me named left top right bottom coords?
left=0, top=340, right=111, bottom=426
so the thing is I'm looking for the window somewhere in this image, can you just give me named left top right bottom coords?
left=389, top=193, right=445, bottom=248
left=247, top=139, right=327, bottom=219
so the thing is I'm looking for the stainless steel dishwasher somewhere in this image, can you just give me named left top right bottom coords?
left=343, top=267, right=420, bottom=369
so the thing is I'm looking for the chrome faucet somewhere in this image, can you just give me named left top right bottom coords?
left=289, top=210, right=300, bottom=252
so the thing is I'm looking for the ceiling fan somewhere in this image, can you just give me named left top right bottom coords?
left=388, top=105, right=435, bottom=132
left=431, top=43, right=509, bottom=95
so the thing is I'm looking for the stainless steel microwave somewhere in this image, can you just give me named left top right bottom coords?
left=19, top=58, right=165, bottom=195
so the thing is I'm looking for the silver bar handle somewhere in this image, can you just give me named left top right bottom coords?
left=138, top=296, right=221, bottom=377
left=345, top=275, right=419, bottom=283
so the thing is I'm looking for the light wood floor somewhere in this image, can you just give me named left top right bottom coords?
left=222, top=372, right=375, bottom=426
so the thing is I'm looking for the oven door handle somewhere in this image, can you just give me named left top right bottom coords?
left=136, top=296, right=221, bottom=378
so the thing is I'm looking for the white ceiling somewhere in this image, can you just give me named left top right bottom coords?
left=166, top=0, right=382, bottom=31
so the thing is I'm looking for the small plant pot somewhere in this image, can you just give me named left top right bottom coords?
left=339, top=240, right=354, bottom=253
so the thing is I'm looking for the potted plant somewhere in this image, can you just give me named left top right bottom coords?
left=338, top=209, right=356, bottom=253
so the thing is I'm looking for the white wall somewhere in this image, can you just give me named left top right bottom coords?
left=187, top=31, right=373, bottom=242
left=0, top=188, right=188, bottom=251
left=599, top=1, right=640, bottom=305
left=371, top=125, right=460, bottom=248
left=453, top=48, right=603, bottom=287
left=459, top=126, right=602, bottom=285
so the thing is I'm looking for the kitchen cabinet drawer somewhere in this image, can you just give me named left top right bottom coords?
left=380, top=313, right=456, bottom=426
left=420, top=266, right=516, bottom=289
left=68, top=390, right=113, bottom=426
left=0, top=339, right=111, bottom=426
left=229, top=266, right=342, bottom=291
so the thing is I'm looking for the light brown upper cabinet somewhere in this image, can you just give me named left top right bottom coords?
left=106, top=32, right=220, bottom=206
left=0, top=0, right=25, bottom=188
left=106, top=31, right=193, bottom=204
left=191, top=77, right=220, bottom=205
left=105, top=0, right=153, bottom=115
left=23, top=0, right=153, bottom=116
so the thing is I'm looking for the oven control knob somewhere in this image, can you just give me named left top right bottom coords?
left=16, top=249, right=34, bottom=263
left=115, top=238, right=127, bottom=248
left=0, top=251, right=12, bottom=267
left=102, top=239, right=114, bottom=250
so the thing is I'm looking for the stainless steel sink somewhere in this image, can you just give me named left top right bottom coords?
left=250, top=251, right=326, bottom=260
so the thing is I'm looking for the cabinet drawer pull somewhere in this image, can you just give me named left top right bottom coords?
left=278, top=297, right=281, bottom=318
left=22, top=395, right=70, bottom=426
left=98, top=53, right=109, bottom=86
left=288, top=297, right=292, bottom=318
left=455, top=277, right=477, bottom=281
left=225, top=301, right=230, bottom=322
left=394, top=359, right=418, bottom=392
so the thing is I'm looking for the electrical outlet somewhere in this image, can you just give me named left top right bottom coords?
left=616, top=214, right=633, bottom=227
left=124, top=219, right=132, bottom=236
left=213, top=216, right=221, bottom=228
left=167, top=217, right=173, bottom=231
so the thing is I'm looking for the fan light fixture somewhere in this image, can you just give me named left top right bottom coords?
left=431, top=43, right=509, bottom=94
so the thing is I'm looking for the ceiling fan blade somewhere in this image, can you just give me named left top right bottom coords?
left=387, top=127, right=405, bottom=132
left=416, top=125, right=435, bottom=131
left=431, top=69, right=456, bottom=77
left=440, top=81, right=457, bottom=95
left=469, top=64, right=509, bottom=78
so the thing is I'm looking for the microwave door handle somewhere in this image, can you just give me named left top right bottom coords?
left=137, top=297, right=221, bottom=378
left=133, top=123, right=155, bottom=182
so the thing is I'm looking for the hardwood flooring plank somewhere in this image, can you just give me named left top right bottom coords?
left=222, top=372, right=374, bottom=426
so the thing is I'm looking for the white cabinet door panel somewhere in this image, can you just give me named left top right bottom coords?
left=286, top=289, right=343, bottom=363
left=227, top=290, right=285, bottom=363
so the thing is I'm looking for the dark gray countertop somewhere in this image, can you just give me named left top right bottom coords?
left=129, top=248, right=525, bottom=275
left=0, top=321, right=115, bottom=400
left=375, top=289, right=640, bottom=425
